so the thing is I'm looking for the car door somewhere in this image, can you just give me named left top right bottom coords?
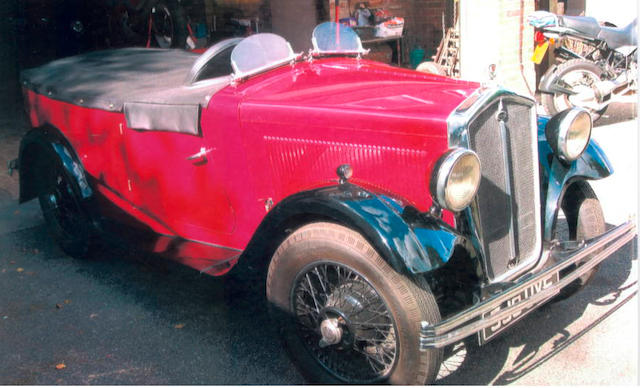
left=121, top=102, right=235, bottom=244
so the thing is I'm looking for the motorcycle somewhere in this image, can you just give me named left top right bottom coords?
left=107, top=0, right=189, bottom=49
left=528, top=11, right=637, bottom=121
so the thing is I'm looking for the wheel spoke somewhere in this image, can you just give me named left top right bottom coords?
left=292, top=262, right=397, bottom=383
left=313, top=267, right=328, bottom=294
left=305, top=273, right=322, bottom=314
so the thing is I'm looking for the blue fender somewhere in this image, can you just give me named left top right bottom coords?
left=537, top=116, right=613, bottom=240
left=18, top=125, right=92, bottom=203
left=252, top=183, right=467, bottom=275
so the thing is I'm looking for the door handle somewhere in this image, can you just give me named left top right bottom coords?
left=186, top=147, right=214, bottom=163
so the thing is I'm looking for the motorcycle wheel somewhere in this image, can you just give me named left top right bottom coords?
left=150, top=0, right=188, bottom=49
left=541, top=59, right=608, bottom=121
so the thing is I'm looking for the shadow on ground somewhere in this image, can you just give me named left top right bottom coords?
left=435, top=224, right=636, bottom=385
left=0, top=222, right=303, bottom=384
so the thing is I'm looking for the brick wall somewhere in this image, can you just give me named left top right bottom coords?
left=411, top=0, right=447, bottom=52
left=460, top=0, right=536, bottom=96
left=497, top=0, right=536, bottom=95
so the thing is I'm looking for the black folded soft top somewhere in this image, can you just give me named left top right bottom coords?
left=21, top=48, right=228, bottom=112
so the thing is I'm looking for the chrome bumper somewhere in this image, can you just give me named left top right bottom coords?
left=420, top=221, right=636, bottom=349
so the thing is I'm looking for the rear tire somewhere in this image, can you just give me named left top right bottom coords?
left=540, top=59, right=608, bottom=121
left=38, top=162, right=92, bottom=258
left=266, top=222, right=442, bottom=384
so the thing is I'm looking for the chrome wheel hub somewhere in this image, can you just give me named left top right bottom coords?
left=319, top=318, right=343, bottom=348
left=292, top=262, right=398, bottom=383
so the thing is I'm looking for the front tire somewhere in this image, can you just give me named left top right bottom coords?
left=541, top=59, right=608, bottom=121
left=553, top=182, right=605, bottom=301
left=266, top=222, right=442, bottom=384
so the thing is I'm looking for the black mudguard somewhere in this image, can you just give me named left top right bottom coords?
left=538, top=63, right=577, bottom=96
left=18, top=125, right=92, bottom=204
left=250, top=183, right=469, bottom=275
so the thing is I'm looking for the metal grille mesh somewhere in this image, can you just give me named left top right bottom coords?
left=468, top=99, right=537, bottom=280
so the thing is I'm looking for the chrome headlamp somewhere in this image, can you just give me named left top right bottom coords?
left=545, top=108, right=592, bottom=162
left=430, top=148, right=482, bottom=212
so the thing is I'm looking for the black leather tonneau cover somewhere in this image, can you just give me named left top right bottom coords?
left=20, top=48, right=228, bottom=112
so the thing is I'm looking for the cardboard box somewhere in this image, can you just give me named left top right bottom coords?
left=375, top=17, right=404, bottom=38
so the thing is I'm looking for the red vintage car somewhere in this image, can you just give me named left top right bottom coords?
left=15, top=22, right=636, bottom=384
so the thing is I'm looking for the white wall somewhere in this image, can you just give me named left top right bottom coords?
left=459, top=0, right=500, bottom=85
left=585, top=0, right=638, bottom=26
left=459, top=0, right=536, bottom=96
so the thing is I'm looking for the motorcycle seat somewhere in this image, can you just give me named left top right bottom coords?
left=598, top=19, right=637, bottom=49
left=559, top=16, right=601, bottom=37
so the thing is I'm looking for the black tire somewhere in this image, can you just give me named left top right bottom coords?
left=38, top=161, right=92, bottom=258
left=552, top=182, right=605, bottom=301
left=150, top=0, right=188, bottom=49
left=540, top=59, right=608, bottom=121
left=266, top=222, right=442, bottom=385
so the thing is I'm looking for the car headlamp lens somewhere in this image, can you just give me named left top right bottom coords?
left=564, top=111, right=591, bottom=159
left=545, top=108, right=592, bottom=162
left=431, top=148, right=481, bottom=212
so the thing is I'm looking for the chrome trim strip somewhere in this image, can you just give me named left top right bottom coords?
left=446, top=87, right=543, bottom=283
left=181, top=237, right=243, bottom=253
left=419, top=221, right=636, bottom=349
left=497, top=100, right=517, bottom=260
left=199, top=254, right=241, bottom=274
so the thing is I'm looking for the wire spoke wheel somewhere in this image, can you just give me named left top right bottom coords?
left=152, top=4, right=174, bottom=48
left=542, top=59, right=608, bottom=121
left=267, top=222, right=443, bottom=384
left=38, top=165, right=91, bottom=257
left=41, top=173, right=82, bottom=235
left=291, top=262, right=397, bottom=383
left=553, top=68, right=600, bottom=111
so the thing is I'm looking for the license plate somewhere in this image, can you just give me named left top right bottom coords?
left=532, top=41, right=549, bottom=64
left=479, top=271, right=560, bottom=345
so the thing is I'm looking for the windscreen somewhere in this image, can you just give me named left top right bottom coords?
left=312, top=22, right=366, bottom=55
left=230, top=33, right=295, bottom=78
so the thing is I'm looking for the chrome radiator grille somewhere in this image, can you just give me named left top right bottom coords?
left=466, top=97, right=540, bottom=281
